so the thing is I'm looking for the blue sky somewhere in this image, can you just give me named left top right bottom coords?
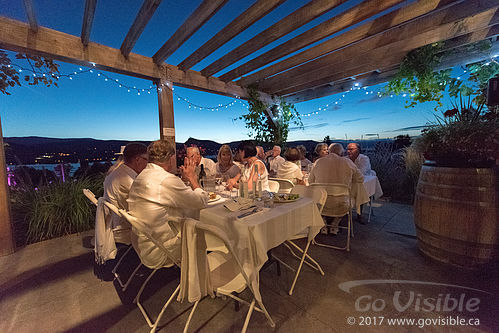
left=0, top=0, right=457, bottom=143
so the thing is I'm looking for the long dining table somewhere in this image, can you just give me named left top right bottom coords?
left=199, top=196, right=323, bottom=302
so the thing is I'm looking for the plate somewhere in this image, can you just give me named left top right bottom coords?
left=273, top=194, right=300, bottom=203
left=208, top=194, right=222, bottom=203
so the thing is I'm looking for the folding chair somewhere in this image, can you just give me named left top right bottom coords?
left=85, top=189, right=141, bottom=292
left=273, top=185, right=327, bottom=295
left=177, top=219, right=275, bottom=333
left=269, top=177, right=295, bottom=193
left=310, top=183, right=353, bottom=251
left=119, top=208, right=182, bottom=333
left=268, top=180, right=280, bottom=193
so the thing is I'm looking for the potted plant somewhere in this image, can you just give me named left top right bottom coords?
left=385, top=41, right=499, bottom=269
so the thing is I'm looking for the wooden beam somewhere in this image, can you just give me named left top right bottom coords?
left=260, top=0, right=499, bottom=94
left=287, top=32, right=499, bottom=103
left=238, top=0, right=459, bottom=87
left=156, top=79, right=176, bottom=167
left=22, top=0, right=38, bottom=32
left=219, top=0, right=404, bottom=82
left=0, top=116, right=15, bottom=256
left=277, top=19, right=499, bottom=97
left=200, top=0, right=348, bottom=77
left=177, top=0, right=285, bottom=71
left=120, top=0, right=162, bottom=57
left=0, top=16, right=273, bottom=101
left=81, top=0, right=97, bottom=46
left=153, top=0, right=229, bottom=64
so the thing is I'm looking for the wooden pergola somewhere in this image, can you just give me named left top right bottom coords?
left=1, top=0, right=498, bottom=255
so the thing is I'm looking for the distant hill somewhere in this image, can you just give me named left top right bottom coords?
left=4, top=136, right=393, bottom=164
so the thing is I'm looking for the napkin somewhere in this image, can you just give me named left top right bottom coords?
left=224, top=197, right=255, bottom=212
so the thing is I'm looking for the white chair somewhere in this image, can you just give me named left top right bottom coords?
left=119, top=208, right=181, bottom=333
left=84, top=189, right=141, bottom=292
left=268, top=180, right=280, bottom=193
left=176, top=218, right=275, bottom=333
left=269, top=177, right=294, bottom=193
left=310, top=183, right=353, bottom=251
left=276, top=185, right=327, bottom=295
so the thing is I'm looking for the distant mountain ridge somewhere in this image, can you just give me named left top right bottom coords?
left=4, top=136, right=390, bottom=164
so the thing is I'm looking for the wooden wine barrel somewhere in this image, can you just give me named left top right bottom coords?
left=414, top=165, right=498, bottom=269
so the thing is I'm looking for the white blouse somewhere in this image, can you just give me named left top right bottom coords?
left=277, top=160, right=303, bottom=185
left=242, top=159, right=270, bottom=191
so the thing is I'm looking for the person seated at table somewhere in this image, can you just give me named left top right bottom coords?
left=346, top=142, right=376, bottom=176
left=227, top=140, right=270, bottom=192
left=297, top=145, right=312, bottom=171
left=266, top=145, right=285, bottom=175
left=256, top=145, right=266, bottom=161
left=233, top=148, right=244, bottom=169
left=128, top=140, right=208, bottom=269
left=329, top=143, right=345, bottom=157
left=309, top=151, right=364, bottom=235
left=103, top=142, right=148, bottom=244
left=313, top=143, right=329, bottom=162
left=215, top=144, right=240, bottom=181
left=186, top=146, right=217, bottom=178
left=277, top=147, right=305, bottom=185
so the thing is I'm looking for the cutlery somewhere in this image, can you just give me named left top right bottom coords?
left=237, top=207, right=260, bottom=219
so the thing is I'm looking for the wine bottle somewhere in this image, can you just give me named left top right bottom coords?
left=199, top=163, right=206, bottom=188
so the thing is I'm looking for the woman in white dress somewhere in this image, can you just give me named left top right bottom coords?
left=215, top=144, right=240, bottom=181
left=226, top=141, right=269, bottom=191
left=277, top=147, right=305, bottom=185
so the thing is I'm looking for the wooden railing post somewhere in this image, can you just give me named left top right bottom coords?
left=156, top=78, right=176, bottom=167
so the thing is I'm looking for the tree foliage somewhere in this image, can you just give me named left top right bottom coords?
left=0, top=50, right=60, bottom=95
left=238, top=87, right=303, bottom=146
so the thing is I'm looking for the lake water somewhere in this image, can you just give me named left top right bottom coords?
left=7, top=163, right=88, bottom=176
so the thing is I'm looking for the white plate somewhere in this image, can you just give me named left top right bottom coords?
left=208, top=194, right=222, bottom=203
left=274, top=197, right=299, bottom=203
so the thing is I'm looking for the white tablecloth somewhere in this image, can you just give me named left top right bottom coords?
left=199, top=197, right=323, bottom=301
left=348, top=176, right=384, bottom=214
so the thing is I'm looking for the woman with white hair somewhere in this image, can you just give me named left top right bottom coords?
left=314, top=143, right=329, bottom=161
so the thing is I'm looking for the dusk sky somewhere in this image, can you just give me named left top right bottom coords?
left=0, top=0, right=463, bottom=143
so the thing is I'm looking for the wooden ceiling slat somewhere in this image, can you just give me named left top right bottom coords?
left=177, top=0, right=285, bottom=71
left=81, top=0, right=97, bottom=46
left=259, top=0, right=498, bottom=94
left=219, top=0, right=404, bottom=82
left=274, top=13, right=499, bottom=96
left=120, top=0, right=162, bottom=57
left=238, top=0, right=459, bottom=87
left=286, top=27, right=499, bottom=103
left=200, top=0, right=348, bottom=77
left=153, top=0, right=229, bottom=64
left=0, top=16, right=275, bottom=102
left=285, top=69, right=398, bottom=103
left=22, top=0, right=38, bottom=32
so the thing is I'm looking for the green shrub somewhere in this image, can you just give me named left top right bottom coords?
left=10, top=176, right=104, bottom=244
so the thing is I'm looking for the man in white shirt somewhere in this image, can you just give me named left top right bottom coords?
left=277, top=147, right=305, bottom=185
left=347, top=143, right=375, bottom=176
left=186, top=146, right=217, bottom=178
left=103, top=142, right=148, bottom=244
left=128, top=140, right=208, bottom=269
left=267, top=145, right=285, bottom=175
left=309, top=152, right=364, bottom=234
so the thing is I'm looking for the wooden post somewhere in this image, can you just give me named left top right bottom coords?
left=0, top=116, right=15, bottom=256
left=156, top=78, right=176, bottom=168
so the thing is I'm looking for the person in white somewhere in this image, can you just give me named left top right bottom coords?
left=215, top=144, right=240, bottom=181
left=297, top=145, right=312, bottom=171
left=103, top=142, right=148, bottom=244
left=186, top=146, right=217, bottom=178
left=277, top=147, right=305, bottom=185
left=347, top=143, right=375, bottom=176
left=128, top=140, right=208, bottom=269
left=227, top=141, right=270, bottom=192
left=308, top=152, right=364, bottom=235
left=266, top=145, right=285, bottom=175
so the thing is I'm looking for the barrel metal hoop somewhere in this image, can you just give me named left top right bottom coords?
left=417, top=180, right=491, bottom=192
left=415, top=225, right=498, bottom=250
left=415, top=191, right=493, bottom=207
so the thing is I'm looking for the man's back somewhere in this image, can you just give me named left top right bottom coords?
left=309, top=153, right=364, bottom=187
left=103, top=163, right=137, bottom=244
